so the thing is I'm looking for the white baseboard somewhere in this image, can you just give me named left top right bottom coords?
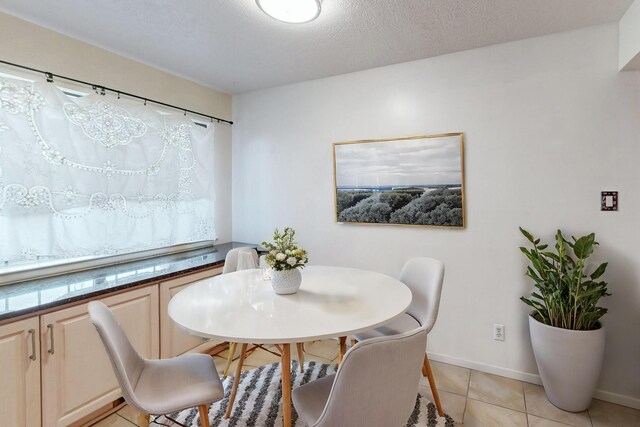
left=427, top=351, right=640, bottom=410
left=592, top=389, right=640, bottom=411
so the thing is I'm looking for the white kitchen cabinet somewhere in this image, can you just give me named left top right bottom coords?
left=159, top=266, right=223, bottom=358
left=0, top=316, right=41, bottom=427
left=40, top=286, right=159, bottom=427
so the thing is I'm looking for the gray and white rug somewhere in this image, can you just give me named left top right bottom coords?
left=169, top=361, right=454, bottom=427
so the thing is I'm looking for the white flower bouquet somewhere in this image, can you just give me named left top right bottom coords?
left=261, top=227, right=309, bottom=271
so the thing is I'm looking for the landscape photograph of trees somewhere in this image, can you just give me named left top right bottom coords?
left=333, top=133, right=465, bottom=227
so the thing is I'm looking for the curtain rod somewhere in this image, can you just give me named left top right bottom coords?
left=0, top=59, right=233, bottom=125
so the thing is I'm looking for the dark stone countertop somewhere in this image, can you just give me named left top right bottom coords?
left=0, top=242, right=259, bottom=322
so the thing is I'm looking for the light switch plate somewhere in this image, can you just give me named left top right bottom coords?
left=601, top=191, right=618, bottom=211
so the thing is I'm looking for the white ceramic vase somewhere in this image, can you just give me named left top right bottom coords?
left=528, top=314, right=605, bottom=412
left=271, top=268, right=302, bottom=295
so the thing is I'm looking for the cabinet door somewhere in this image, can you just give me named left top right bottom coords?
left=160, top=267, right=223, bottom=358
left=41, top=286, right=159, bottom=427
left=0, top=317, right=41, bottom=427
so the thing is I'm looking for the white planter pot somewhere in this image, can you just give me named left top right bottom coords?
left=528, top=314, right=605, bottom=412
left=271, top=268, right=302, bottom=295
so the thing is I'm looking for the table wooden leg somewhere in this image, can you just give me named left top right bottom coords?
left=223, top=342, right=237, bottom=377
left=296, top=342, right=305, bottom=372
left=338, top=336, right=347, bottom=365
left=281, top=343, right=292, bottom=427
left=224, top=343, right=248, bottom=419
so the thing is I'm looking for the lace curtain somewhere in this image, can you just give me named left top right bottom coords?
left=0, top=76, right=216, bottom=264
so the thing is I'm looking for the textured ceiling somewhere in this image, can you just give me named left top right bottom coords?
left=0, top=0, right=633, bottom=94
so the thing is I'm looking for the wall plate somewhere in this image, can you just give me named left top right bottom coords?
left=601, top=191, right=618, bottom=211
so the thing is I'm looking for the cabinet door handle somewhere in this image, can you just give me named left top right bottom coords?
left=28, top=329, right=36, bottom=361
left=47, top=323, right=55, bottom=355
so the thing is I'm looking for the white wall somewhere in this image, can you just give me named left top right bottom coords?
left=0, top=12, right=234, bottom=243
left=620, top=0, right=640, bottom=71
left=233, top=23, right=640, bottom=407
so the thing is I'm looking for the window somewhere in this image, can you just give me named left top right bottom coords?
left=0, top=73, right=217, bottom=282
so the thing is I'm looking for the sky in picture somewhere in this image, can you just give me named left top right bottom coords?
left=335, top=135, right=462, bottom=187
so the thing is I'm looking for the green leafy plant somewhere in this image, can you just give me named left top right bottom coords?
left=519, top=227, right=610, bottom=331
left=262, top=227, right=309, bottom=271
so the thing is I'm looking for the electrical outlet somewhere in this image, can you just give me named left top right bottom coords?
left=493, top=324, right=505, bottom=341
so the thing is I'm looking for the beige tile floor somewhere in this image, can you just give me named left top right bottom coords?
left=92, top=339, right=640, bottom=427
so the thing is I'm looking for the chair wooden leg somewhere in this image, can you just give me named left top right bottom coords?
left=199, top=404, right=211, bottom=427
left=136, top=412, right=150, bottom=427
left=224, top=343, right=248, bottom=419
left=223, top=342, right=237, bottom=377
left=338, top=336, right=347, bottom=365
left=296, top=342, right=305, bottom=372
left=422, top=354, right=444, bottom=417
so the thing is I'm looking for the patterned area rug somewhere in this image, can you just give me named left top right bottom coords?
left=170, top=361, right=454, bottom=427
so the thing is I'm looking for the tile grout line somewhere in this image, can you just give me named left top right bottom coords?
left=468, top=392, right=530, bottom=414
left=471, top=370, right=528, bottom=410
left=466, top=369, right=535, bottom=425
left=461, top=367, right=472, bottom=424
left=522, top=380, right=530, bottom=426
left=116, top=413, right=137, bottom=426
left=520, top=383, right=592, bottom=427
left=466, top=367, right=608, bottom=427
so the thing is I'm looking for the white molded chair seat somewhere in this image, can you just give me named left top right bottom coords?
left=221, top=247, right=262, bottom=378
left=352, top=257, right=445, bottom=417
left=354, top=313, right=420, bottom=341
left=293, top=327, right=427, bottom=427
left=134, top=353, right=224, bottom=414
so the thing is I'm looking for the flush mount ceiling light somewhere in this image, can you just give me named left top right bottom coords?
left=256, top=0, right=321, bottom=24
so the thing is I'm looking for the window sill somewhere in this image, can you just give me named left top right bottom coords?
left=0, top=242, right=259, bottom=323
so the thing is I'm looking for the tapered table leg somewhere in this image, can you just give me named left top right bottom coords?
left=281, top=343, right=292, bottom=427
left=338, top=336, right=347, bottom=365
left=223, top=342, right=237, bottom=377
left=224, top=343, right=248, bottom=419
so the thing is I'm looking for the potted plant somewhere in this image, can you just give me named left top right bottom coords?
left=262, top=227, right=309, bottom=294
left=519, top=227, right=610, bottom=412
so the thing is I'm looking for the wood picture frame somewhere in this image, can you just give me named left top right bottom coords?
left=333, top=133, right=465, bottom=228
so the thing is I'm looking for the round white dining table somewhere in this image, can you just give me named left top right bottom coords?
left=168, top=265, right=412, bottom=427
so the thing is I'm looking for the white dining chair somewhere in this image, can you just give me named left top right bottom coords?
left=88, top=301, right=224, bottom=427
left=222, top=247, right=259, bottom=274
left=353, top=257, right=445, bottom=416
left=293, top=326, right=427, bottom=427
left=221, top=247, right=307, bottom=378
left=222, top=247, right=260, bottom=377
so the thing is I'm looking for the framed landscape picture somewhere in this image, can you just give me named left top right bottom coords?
left=333, top=133, right=465, bottom=228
